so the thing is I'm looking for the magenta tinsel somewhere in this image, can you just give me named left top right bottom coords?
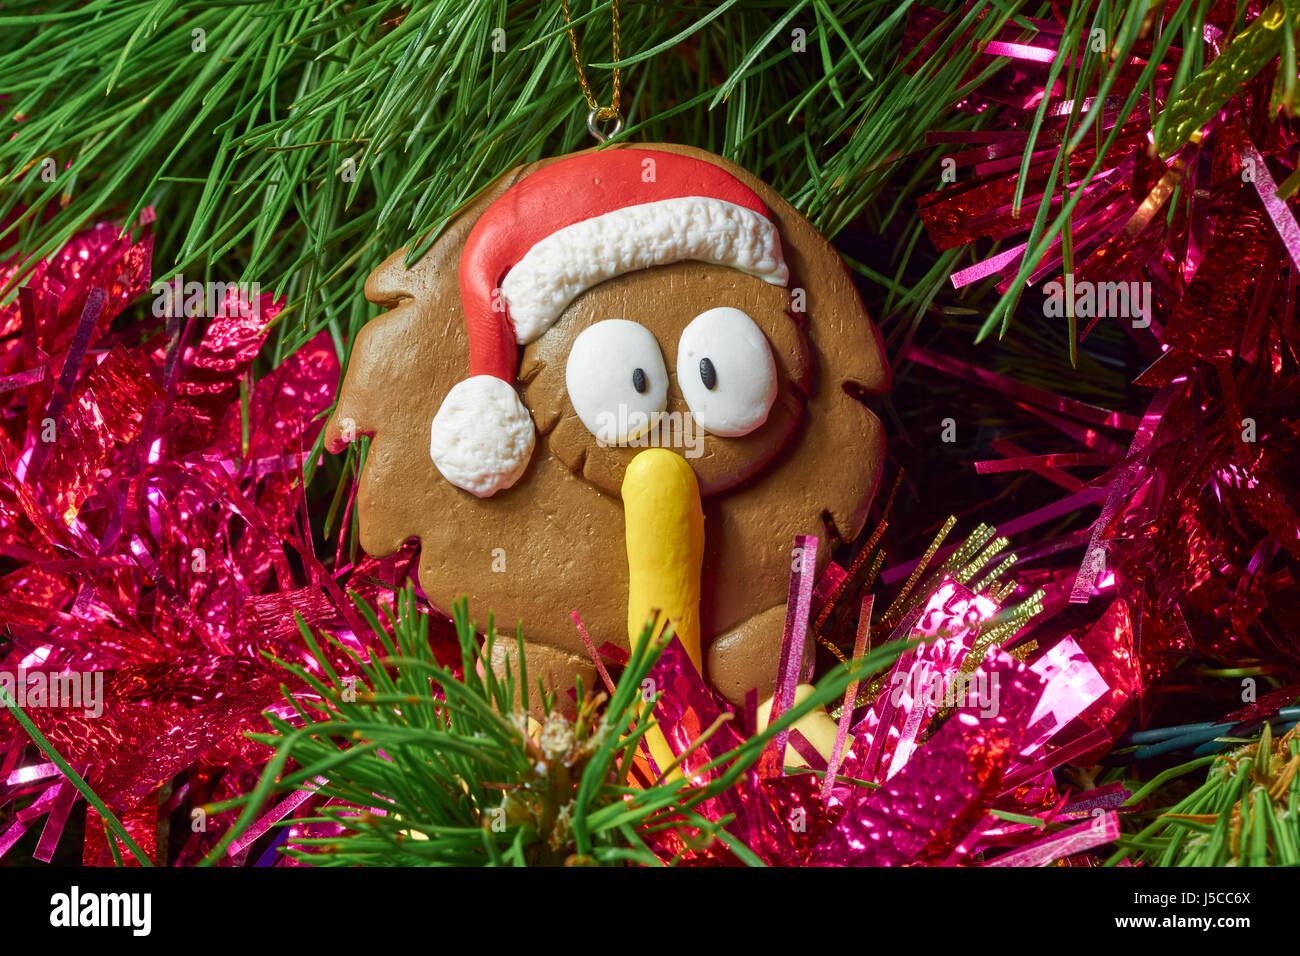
left=903, top=1, right=1300, bottom=744
left=0, top=214, right=420, bottom=864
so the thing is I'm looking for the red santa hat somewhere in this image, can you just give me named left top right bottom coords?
left=430, top=148, right=789, bottom=497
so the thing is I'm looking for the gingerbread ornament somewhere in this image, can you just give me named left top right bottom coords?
left=326, top=144, right=889, bottom=707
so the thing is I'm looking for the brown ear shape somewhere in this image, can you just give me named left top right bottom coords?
left=765, top=173, right=891, bottom=543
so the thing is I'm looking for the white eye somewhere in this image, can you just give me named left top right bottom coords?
left=565, top=319, right=668, bottom=444
left=677, top=307, right=777, bottom=437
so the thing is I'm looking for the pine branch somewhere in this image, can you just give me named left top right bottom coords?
left=0, top=1, right=1021, bottom=356
left=205, top=585, right=903, bottom=866
left=1108, top=721, right=1300, bottom=867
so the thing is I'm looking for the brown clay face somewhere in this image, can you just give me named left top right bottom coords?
left=326, top=143, right=890, bottom=706
left=521, top=263, right=809, bottom=498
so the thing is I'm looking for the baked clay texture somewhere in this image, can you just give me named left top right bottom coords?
left=326, top=143, right=889, bottom=708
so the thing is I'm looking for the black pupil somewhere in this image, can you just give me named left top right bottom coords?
left=632, top=367, right=648, bottom=394
left=700, top=357, right=717, bottom=390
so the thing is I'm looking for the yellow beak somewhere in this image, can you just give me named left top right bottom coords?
left=620, top=448, right=842, bottom=773
left=621, top=448, right=704, bottom=672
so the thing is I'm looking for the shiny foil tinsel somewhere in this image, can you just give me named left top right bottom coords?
left=903, top=2, right=1300, bottom=745
left=637, top=569, right=1124, bottom=866
left=0, top=214, right=418, bottom=865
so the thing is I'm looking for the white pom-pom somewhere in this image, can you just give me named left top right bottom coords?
left=429, top=376, right=535, bottom=497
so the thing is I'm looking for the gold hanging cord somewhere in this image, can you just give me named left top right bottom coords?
left=561, top=0, right=623, bottom=141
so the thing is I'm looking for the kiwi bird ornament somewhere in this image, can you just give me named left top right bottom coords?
left=326, top=144, right=889, bottom=710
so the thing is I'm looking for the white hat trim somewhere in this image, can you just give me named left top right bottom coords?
left=500, top=196, right=788, bottom=345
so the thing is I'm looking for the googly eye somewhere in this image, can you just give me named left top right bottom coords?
left=676, top=307, right=777, bottom=437
left=565, top=319, right=668, bottom=444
